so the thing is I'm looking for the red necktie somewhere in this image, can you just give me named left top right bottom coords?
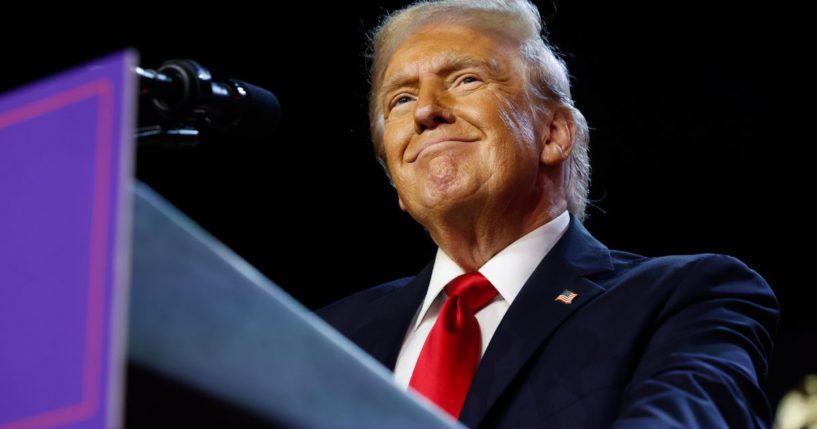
left=409, top=272, right=498, bottom=418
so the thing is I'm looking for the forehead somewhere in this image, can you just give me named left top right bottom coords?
left=382, top=23, right=517, bottom=83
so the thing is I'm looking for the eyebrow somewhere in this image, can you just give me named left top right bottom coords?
left=379, top=54, right=501, bottom=99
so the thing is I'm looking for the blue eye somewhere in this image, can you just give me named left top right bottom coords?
left=393, top=95, right=413, bottom=107
left=460, top=75, right=480, bottom=85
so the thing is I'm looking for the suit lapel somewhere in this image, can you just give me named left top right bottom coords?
left=354, top=262, right=433, bottom=370
left=459, top=218, right=614, bottom=428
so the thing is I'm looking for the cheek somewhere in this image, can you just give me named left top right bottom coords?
left=478, top=104, right=540, bottom=175
left=496, top=97, right=535, bottom=142
left=468, top=90, right=532, bottom=137
left=382, top=117, right=414, bottom=162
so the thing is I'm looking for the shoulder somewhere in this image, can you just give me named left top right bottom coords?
left=594, top=251, right=778, bottom=333
left=318, top=276, right=414, bottom=313
left=605, top=251, right=773, bottom=296
left=316, top=277, right=415, bottom=326
left=562, top=219, right=771, bottom=298
left=605, top=250, right=778, bottom=364
left=609, top=250, right=757, bottom=273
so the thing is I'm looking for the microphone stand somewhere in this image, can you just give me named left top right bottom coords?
left=135, top=59, right=280, bottom=148
left=134, top=60, right=231, bottom=148
left=135, top=125, right=200, bottom=148
left=135, top=64, right=205, bottom=147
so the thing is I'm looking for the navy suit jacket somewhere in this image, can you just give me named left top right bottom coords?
left=318, top=219, right=779, bottom=428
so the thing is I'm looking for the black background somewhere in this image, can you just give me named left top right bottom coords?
left=2, top=0, right=811, bottom=423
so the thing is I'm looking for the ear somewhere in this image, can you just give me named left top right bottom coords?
left=398, top=196, right=407, bottom=212
left=540, top=106, right=576, bottom=166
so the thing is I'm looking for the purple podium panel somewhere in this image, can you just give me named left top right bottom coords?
left=0, top=51, right=137, bottom=429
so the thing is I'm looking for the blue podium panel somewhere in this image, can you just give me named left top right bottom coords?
left=0, top=52, right=137, bottom=429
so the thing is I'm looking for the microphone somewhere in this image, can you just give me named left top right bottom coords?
left=136, top=59, right=281, bottom=140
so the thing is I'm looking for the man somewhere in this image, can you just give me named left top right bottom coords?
left=319, top=1, right=779, bottom=427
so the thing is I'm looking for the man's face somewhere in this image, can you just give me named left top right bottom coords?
left=379, top=23, right=544, bottom=225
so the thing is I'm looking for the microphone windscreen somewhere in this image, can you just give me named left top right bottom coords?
left=231, top=79, right=281, bottom=138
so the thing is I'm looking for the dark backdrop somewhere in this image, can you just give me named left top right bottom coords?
left=3, top=0, right=810, bottom=424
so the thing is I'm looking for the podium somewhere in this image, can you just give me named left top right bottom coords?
left=1, top=51, right=459, bottom=428
left=128, top=182, right=457, bottom=428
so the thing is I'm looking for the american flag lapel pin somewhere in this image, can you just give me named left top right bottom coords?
left=554, top=289, right=578, bottom=304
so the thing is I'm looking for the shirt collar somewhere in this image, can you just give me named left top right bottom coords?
left=412, top=210, right=571, bottom=331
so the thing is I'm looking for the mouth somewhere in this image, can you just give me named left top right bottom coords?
left=408, top=137, right=478, bottom=163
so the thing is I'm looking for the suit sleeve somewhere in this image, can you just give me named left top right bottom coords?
left=612, top=254, right=779, bottom=429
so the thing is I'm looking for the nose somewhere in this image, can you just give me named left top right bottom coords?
left=414, top=80, right=455, bottom=133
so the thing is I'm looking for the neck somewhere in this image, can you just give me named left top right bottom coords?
left=426, top=196, right=566, bottom=272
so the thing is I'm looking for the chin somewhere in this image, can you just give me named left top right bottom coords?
left=421, top=184, right=479, bottom=215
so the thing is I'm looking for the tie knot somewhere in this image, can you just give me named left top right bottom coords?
left=444, top=272, right=498, bottom=313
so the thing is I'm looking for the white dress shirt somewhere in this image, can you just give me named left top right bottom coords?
left=393, top=210, right=571, bottom=388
